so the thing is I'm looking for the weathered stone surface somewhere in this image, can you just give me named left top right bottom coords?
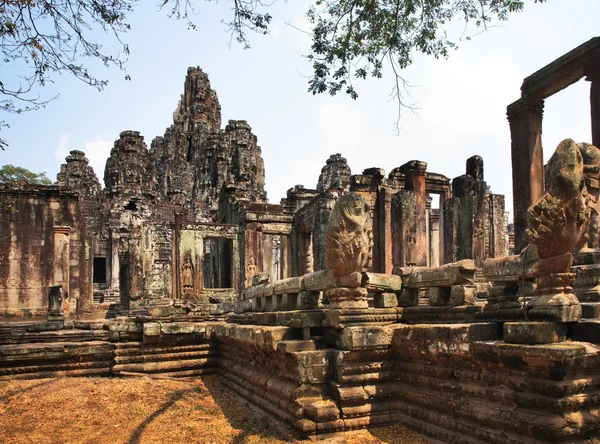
left=303, top=270, right=336, bottom=291
left=373, top=293, right=398, bottom=308
left=143, top=322, right=161, bottom=337
left=325, top=193, right=373, bottom=276
left=449, top=285, right=477, bottom=306
left=317, top=154, right=351, bottom=192
left=273, top=277, right=304, bottom=295
left=325, top=287, right=368, bottom=309
left=527, top=139, right=590, bottom=258
left=149, top=306, right=187, bottom=318
left=504, top=322, right=567, bottom=344
left=108, top=321, right=143, bottom=333
left=336, top=325, right=393, bottom=350
left=398, top=259, right=477, bottom=288
left=428, top=287, right=451, bottom=306
left=336, top=272, right=362, bottom=288
left=401, top=305, right=482, bottom=323
left=483, top=248, right=573, bottom=282
left=298, top=291, right=320, bottom=309
left=397, top=288, right=418, bottom=307
left=304, top=400, right=340, bottom=422
left=361, top=273, right=402, bottom=292
left=573, top=264, right=600, bottom=302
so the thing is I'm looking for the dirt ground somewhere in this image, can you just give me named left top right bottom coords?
left=0, top=375, right=428, bottom=444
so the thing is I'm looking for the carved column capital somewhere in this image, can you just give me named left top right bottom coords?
left=506, top=99, right=544, bottom=122
left=53, top=225, right=71, bottom=235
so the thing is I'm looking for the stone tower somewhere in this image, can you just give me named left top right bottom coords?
left=104, top=131, right=157, bottom=200
left=151, top=67, right=267, bottom=217
left=317, top=153, right=351, bottom=192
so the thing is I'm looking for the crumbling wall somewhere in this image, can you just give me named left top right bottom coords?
left=0, top=183, right=89, bottom=318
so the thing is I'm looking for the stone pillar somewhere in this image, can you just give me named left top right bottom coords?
left=589, top=73, right=600, bottom=147
left=280, top=235, right=291, bottom=279
left=53, top=226, right=71, bottom=316
left=438, top=192, right=447, bottom=265
left=491, top=195, right=509, bottom=258
left=378, top=187, right=395, bottom=274
left=507, top=99, right=545, bottom=253
left=403, top=161, right=428, bottom=267
left=425, top=195, right=432, bottom=267
left=110, top=232, right=120, bottom=292
left=442, top=197, right=455, bottom=264
left=430, top=210, right=440, bottom=267
left=305, top=232, right=314, bottom=273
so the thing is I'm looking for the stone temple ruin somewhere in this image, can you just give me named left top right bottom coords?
left=0, top=38, right=599, bottom=442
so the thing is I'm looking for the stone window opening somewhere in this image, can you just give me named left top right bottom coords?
left=124, top=200, right=137, bottom=211
left=186, top=137, right=193, bottom=162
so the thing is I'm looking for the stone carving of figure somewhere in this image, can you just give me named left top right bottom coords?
left=325, top=193, right=373, bottom=276
left=182, top=254, right=194, bottom=294
left=246, top=256, right=257, bottom=287
left=577, top=142, right=600, bottom=249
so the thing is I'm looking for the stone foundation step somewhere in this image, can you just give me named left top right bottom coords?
left=114, top=349, right=214, bottom=365
left=120, top=367, right=218, bottom=379
left=388, top=378, right=600, bottom=442
left=0, top=341, right=114, bottom=364
left=0, top=340, right=114, bottom=379
left=0, top=360, right=112, bottom=378
left=113, top=342, right=211, bottom=356
left=0, top=328, right=110, bottom=345
left=112, top=358, right=213, bottom=375
left=0, top=366, right=111, bottom=381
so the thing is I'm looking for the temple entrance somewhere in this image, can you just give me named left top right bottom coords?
left=203, top=239, right=233, bottom=289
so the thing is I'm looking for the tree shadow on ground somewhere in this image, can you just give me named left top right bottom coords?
left=0, top=378, right=57, bottom=401
left=202, top=374, right=295, bottom=444
left=128, top=385, right=208, bottom=444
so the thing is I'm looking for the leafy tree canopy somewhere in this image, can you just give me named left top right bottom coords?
left=0, top=0, right=546, bottom=145
left=0, top=164, right=52, bottom=184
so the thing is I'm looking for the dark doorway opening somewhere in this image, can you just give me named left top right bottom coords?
left=203, top=239, right=233, bottom=288
left=93, top=257, right=107, bottom=284
left=119, top=264, right=130, bottom=310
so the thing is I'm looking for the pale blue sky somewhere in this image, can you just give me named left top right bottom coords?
left=1, top=0, right=599, bottom=216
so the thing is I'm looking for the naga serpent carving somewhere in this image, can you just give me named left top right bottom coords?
left=325, top=193, right=373, bottom=276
